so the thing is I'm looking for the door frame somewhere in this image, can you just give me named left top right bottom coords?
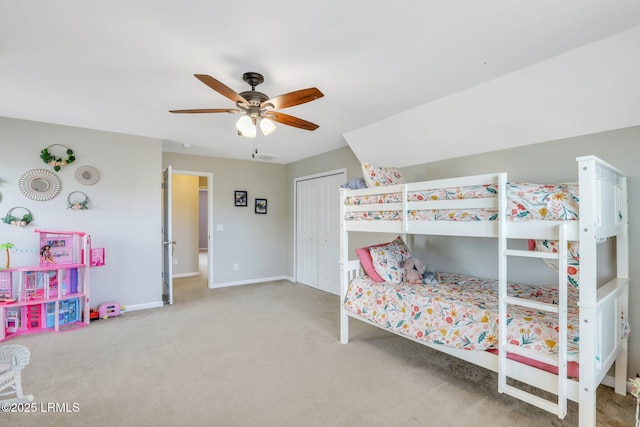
left=162, top=166, right=173, bottom=305
left=293, top=168, right=346, bottom=284
left=166, top=169, right=214, bottom=290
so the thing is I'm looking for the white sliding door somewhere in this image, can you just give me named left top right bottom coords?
left=295, top=171, right=345, bottom=295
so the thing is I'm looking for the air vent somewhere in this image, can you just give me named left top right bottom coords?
left=252, top=152, right=280, bottom=161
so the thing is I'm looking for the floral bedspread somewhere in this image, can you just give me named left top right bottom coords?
left=343, top=272, right=580, bottom=359
left=344, top=182, right=579, bottom=222
left=344, top=183, right=497, bottom=205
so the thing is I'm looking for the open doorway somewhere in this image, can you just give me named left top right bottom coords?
left=164, top=170, right=214, bottom=304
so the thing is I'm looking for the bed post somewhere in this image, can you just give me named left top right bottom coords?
left=614, top=174, right=629, bottom=396
left=576, top=157, right=600, bottom=426
left=497, top=172, right=507, bottom=395
left=339, top=188, right=349, bottom=344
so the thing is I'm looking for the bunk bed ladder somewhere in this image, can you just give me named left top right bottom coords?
left=499, top=217, right=569, bottom=418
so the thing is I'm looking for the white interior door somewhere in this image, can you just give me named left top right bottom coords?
left=295, top=171, right=344, bottom=295
left=317, top=173, right=343, bottom=294
left=162, top=166, right=174, bottom=305
left=296, top=178, right=318, bottom=287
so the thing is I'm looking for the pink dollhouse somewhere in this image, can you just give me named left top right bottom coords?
left=0, top=229, right=92, bottom=341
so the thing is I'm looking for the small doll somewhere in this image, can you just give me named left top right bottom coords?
left=40, top=245, right=55, bottom=264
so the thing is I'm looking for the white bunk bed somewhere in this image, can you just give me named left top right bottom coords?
left=339, top=155, right=629, bottom=427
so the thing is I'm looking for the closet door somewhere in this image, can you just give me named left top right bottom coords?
left=317, top=174, right=343, bottom=294
left=296, top=178, right=319, bottom=287
left=296, top=172, right=344, bottom=295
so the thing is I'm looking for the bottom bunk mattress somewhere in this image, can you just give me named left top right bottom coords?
left=343, top=272, right=579, bottom=361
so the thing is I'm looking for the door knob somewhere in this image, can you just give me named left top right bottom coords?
left=163, top=241, right=177, bottom=256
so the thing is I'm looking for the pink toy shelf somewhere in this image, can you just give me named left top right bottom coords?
left=0, top=229, right=94, bottom=341
left=90, top=247, right=105, bottom=267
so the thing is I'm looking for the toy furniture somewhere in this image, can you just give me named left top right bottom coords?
left=5, top=311, right=18, bottom=333
left=0, top=229, right=93, bottom=341
left=98, top=302, right=120, bottom=319
left=0, top=270, right=13, bottom=301
left=46, top=298, right=79, bottom=327
left=0, top=344, right=33, bottom=403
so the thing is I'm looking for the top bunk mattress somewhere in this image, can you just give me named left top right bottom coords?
left=343, top=182, right=579, bottom=222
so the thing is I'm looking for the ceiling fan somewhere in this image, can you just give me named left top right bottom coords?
left=170, top=72, right=324, bottom=137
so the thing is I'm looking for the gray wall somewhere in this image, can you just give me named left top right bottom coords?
left=162, top=152, right=288, bottom=285
left=0, top=117, right=162, bottom=309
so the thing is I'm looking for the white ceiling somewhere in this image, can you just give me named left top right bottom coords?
left=346, top=25, right=640, bottom=167
left=1, top=1, right=639, bottom=164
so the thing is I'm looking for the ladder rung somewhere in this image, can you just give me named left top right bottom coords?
left=502, top=343, right=559, bottom=366
left=503, top=249, right=559, bottom=259
left=502, top=384, right=562, bottom=415
left=503, top=296, right=559, bottom=313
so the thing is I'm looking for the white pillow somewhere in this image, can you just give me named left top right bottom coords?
left=361, top=163, right=405, bottom=188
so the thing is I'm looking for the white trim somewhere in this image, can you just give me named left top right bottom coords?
left=211, top=276, right=290, bottom=289
left=293, top=168, right=346, bottom=284
left=173, top=272, right=199, bottom=278
left=125, top=301, right=164, bottom=312
left=601, top=374, right=634, bottom=394
left=295, top=168, right=347, bottom=183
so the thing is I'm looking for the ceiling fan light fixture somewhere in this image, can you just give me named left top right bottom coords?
left=236, top=115, right=256, bottom=137
left=170, top=73, right=323, bottom=137
left=259, top=118, right=276, bottom=135
left=240, top=127, right=256, bottom=138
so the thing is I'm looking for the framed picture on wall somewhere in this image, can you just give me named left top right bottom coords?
left=255, top=198, right=267, bottom=214
left=235, top=190, right=247, bottom=206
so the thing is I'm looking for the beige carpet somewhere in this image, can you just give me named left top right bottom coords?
left=3, top=275, right=635, bottom=427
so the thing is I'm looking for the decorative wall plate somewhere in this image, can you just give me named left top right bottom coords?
left=18, top=169, right=62, bottom=201
left=75, top=165, right=99, bottom=185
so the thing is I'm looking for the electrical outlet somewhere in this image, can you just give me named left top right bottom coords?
left=173, top=258, right=178, bottom=265
left=233, top=263, right=239, bottom=271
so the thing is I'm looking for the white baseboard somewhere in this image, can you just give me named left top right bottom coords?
left=120, top=277, right=294, bottom=310
left=601, top=374, right=634, bottom=394
left=210, top=275, right=293, bottom=289
left=124, top=301, right=164, bottom=312
left=172, top=272, right=199, bottom=278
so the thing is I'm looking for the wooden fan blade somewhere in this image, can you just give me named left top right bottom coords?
left=194, top=74, right=249, bottom=106
left=169, top=108, right=240, bottom=114
left=261, top=87, right=323, bottom=110
left=266, top=112, right=319, bottom=131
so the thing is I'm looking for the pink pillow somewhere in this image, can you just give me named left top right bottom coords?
left=355, top=244, right=386, bottom=282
